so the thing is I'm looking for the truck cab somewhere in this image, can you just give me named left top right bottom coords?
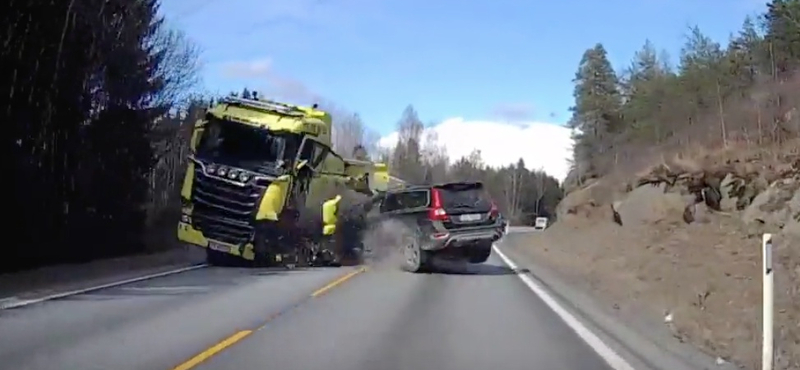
left=177, top=96, right=388, bottom=266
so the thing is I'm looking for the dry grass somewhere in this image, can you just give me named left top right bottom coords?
left=568, top=74, right=800, bottom=194
left=548, top=75, right=800, bottom=368
left=510, top=208, right=798, bottom=369
left=546, top=133, right=800, bottom=369
left=541, top=68, right=800, bottom=370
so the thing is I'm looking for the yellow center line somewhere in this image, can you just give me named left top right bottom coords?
left=171, top=330, right=252, bottom=370
left=170, top=266, right=367, bottom=370
left=311, top=266, right=367, bottom=297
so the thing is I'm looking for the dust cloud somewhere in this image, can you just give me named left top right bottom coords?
left=360, top=218, right=416, bottom=269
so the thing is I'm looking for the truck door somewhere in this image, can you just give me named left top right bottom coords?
left=189, top=120, right=206, bottom=152
left=295, top=137, right=331, bottom=209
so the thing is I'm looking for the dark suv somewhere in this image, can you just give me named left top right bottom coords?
left=375, top=181, right=503, bottom=272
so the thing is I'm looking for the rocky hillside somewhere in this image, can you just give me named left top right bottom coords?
left=524, top=1, right=800, bottom=367
left=525, top=142, right=800, bottom=369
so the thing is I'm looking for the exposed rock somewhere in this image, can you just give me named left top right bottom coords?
left=615, top=183, right=690, bottom=227
left=682, top=203, right=695, bottom=224
left=703, top=186, right=722, bottom=211
left=683, top=202, right=714, bottom=224
left=556, top=179, right=619, bottom=221
left=544, top=141, right=800, bottom=369
left=741, top=178, right=800, bottom=232
left=777, top=185, right=800, bottom=240
left=719, top=173, right=740, bottom=211
left=611, top=203, right=623, bottom=226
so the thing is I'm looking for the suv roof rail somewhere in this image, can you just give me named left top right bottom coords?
left=403, top=181, right=483, bottom=188
left=220, top=96, right=306, bottom=117
left=434, top=180, right=483, bottom=187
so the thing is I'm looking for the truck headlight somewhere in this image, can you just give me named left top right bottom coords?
left=206, top=164, right=217, bottom=174
left=228, top=170, right=239, bottom=179
left=239, top=172, right=250, bottom=182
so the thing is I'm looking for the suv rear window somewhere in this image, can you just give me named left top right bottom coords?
left=435, top=182, right=492, bottom=212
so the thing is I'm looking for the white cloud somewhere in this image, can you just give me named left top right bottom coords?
left=489, top=102, right=535, bottom=122
left=220, top=58, right=273, bottom=78
left=379, top=118, right=574, bottom=182
left=216, top=58, right=322, bottom=103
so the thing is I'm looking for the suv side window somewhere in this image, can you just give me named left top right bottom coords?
left=380, top=193, right=401, bottom=213
left=398, top=190, right=429, bottom=209
left=379, top=190, right=429, bottom=213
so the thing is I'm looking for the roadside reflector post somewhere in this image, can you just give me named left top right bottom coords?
left=762, top=233, right=774, bottom=370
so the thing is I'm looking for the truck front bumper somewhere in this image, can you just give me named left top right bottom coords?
left=177, top=222, right=256, bottom=261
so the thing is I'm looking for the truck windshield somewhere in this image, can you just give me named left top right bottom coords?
left=196, top=117, right=299, bottom=174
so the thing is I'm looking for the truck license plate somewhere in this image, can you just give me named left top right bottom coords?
left=208, top=240, right=231, bottom=252
left=459, top=213, right=481, bottom=222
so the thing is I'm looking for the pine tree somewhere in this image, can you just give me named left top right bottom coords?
left=764, top=0, right=800, bottom=78
left=568, top=43, right=622, bottom=177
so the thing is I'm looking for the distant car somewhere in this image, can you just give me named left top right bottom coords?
left=533, top=216, right=548, bottom=230
left=374, top=181, right=503, bottom=272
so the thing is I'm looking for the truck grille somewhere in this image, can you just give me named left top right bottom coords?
left=191, top=167, right=265, bottom=245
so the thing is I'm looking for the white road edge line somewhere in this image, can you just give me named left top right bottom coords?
left=0, top=263, right=209, bottom=310
left=493, top=245, right=637, bottom=370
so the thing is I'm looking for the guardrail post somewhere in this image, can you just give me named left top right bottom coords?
left=762, top=233, right=774, bottom=370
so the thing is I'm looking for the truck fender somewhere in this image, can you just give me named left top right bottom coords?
left=256, top=176, right=292, bottom=221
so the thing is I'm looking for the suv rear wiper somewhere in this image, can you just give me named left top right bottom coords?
left=450, top=204, right=482, bottom=210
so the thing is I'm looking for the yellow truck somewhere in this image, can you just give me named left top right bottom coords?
left=177, top=96, right=389, bottom=266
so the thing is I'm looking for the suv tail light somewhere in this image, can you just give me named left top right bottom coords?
left=489, top=202, right=499, bottom=218
left=428, top=188, right=449, bottom=221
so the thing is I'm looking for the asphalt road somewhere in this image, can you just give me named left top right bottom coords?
left=0, top=253, right=614, bottom=370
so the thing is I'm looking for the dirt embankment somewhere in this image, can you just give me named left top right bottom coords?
left=514, top=144, right=800, bottom=370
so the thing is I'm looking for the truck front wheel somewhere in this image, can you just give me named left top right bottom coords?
left=206, top=249, right=240, bottom=266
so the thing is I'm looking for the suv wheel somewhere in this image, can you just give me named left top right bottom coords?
left=403, top=241, right=429, bottom=273
left=467, top=242, right=492, bottom=264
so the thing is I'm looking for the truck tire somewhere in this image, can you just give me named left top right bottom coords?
left=402, top=240, right=431, bottom=273
left=206, top=249, right=240, bottom=266
left=466, top=242, right=492, bottom=264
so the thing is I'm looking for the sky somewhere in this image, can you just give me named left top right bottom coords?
left=160, top=0, right=767, bottom=181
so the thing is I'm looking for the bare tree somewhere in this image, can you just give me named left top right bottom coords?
left=391, top=105, right=426, bottom=183
left=420, top=127, right=449, bottom=184
left=147, top=26, right=202, bottom=109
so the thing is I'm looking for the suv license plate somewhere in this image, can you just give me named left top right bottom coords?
left=459, top=213, right=481, bottom=222
left=208, top=241, right=231, bottom=252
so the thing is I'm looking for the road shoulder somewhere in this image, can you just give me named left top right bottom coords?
left=0, top=246, right=205, bottom=308
left=496, top=235, right=738, bottom=370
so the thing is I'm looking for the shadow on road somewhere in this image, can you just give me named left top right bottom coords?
left=429, top=261, right=530, bottom=276
left=250, top=267, right=309, bottom=276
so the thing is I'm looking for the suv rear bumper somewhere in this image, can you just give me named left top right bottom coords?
left=423, top=226, right=502, bottom=251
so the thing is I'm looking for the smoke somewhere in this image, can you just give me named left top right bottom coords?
left=360, top=218, right=417, bottom=268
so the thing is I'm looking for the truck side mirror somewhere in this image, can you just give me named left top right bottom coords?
left=189, top=127, right=203, bottom=153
